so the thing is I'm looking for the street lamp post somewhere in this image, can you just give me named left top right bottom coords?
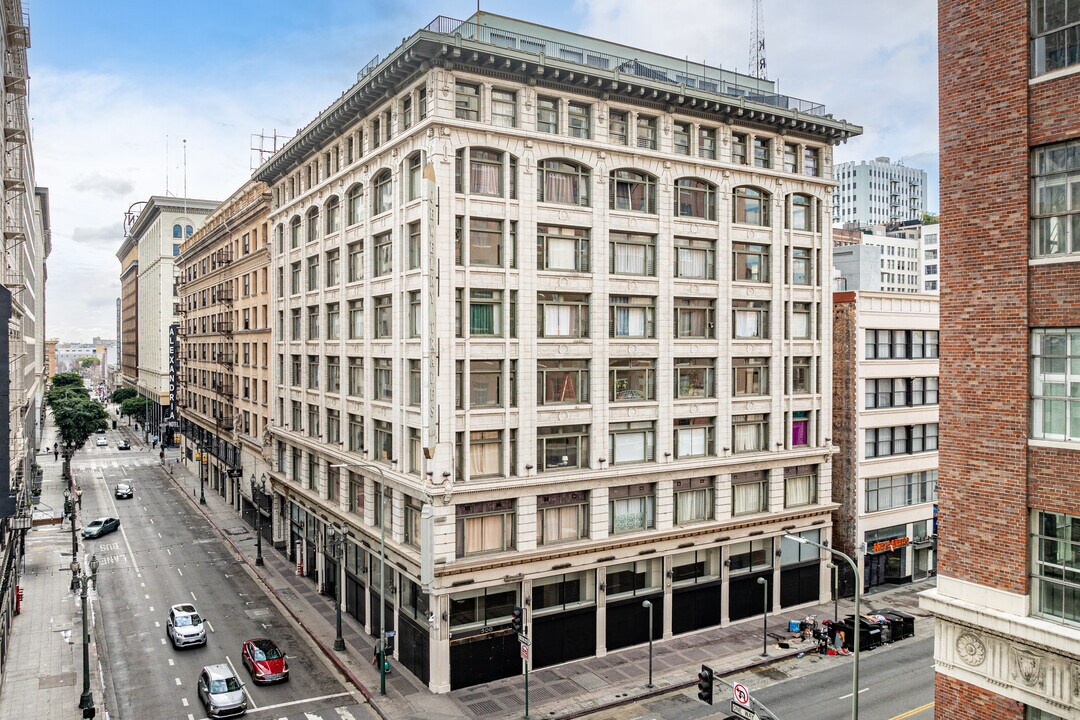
left=328, top=524, right=349, bottom=651
left=785, top=534, right=862, bottom=720
left=642, top=600, right=654, bottom=688
left=826, top=561, right=840, bottom=623
left=197, top=445, right=207, bottom=504
left=72, top=554, right=100, bottom=716
left=250, top=474, right=268, bottom=566
left=756, top=576, right=769, bottom=657
left=330, top=460, right=389, bottom=696
left=64, top=489, right=77, bottom=565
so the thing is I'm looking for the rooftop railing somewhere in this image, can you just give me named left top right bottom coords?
left=423, top=16, right=827, bottom=116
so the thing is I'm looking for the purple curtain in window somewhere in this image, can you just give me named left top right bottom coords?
left=791, top=420, right=809, bottom=446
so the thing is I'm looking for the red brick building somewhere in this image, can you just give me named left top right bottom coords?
left=920, top=2, right=1080, bottom=719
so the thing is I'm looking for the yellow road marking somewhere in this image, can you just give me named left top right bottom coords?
left=890, top=701, right=935, bottom=720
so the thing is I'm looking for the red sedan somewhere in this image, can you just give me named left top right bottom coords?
left=241, top=638, right=289, bottom=684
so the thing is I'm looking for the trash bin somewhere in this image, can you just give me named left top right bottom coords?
left=840, top=616, right=883, bottom=651
left=878, top=609, right=915, bottom=640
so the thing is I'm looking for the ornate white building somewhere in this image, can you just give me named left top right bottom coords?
left=255, top=13, right=860, bottom=692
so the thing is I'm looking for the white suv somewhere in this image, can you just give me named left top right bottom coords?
left=166, top=604, right=207, bottom=648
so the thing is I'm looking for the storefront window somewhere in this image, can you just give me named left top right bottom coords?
left=449, top=585, right=518, bottom=630
left=727, top=538, right=773, bottom=574
left=604, top=559, right=662, bottom=598
left=532, top=571, right=595, bottom=616
left=671, top=548, right=720, bottom=586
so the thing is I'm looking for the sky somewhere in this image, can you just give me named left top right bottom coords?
left=33, top=0, right=937, bottom=343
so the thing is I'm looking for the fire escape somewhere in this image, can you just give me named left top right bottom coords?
left=4, top=0, right=30, bottom=513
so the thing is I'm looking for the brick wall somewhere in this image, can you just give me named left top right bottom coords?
left=938, top=0, right=1030, bottom=595
left=830, top=292, right=858, bottom=559
left=1029, top=445, right=1080, bottom=517
left=1030, top=264, right=1080, bottom=326
left=935, top=674, right=1023, bottom=720
left=1028, top=71, right=1080, bottom=146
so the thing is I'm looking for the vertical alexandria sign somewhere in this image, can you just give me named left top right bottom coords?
left=420, top=162, right=438, bottom=459
left=167, top=322, right=179, bottom=423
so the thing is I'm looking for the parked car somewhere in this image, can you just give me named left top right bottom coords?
left=117, top=440, right=131, bottom=450
left=166, top=604, right=207, bottom=648
left=241, top=638, right=289, bottom=684
left=95, top=428, right=106, bottom=434
left=197, top=664, right=247, bottom=718
left=95, top=437, right=108, bottom=447
left=82, top=517, right=120, bottom=539
left=114, top=483, right=133, bottom=499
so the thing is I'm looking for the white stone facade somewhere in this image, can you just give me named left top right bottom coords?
left=257, top=13, right=859, bottom=692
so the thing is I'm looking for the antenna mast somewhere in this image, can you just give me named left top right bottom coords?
left=749, top=0, right=767, bottom=79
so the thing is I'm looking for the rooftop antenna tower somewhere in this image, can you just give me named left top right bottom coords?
left=749, top=0, right=767, bottom=79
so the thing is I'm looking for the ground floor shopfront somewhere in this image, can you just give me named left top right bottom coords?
left=861, top=514, right=936, bottom=591
left=272, top=499, right=832, bottom=693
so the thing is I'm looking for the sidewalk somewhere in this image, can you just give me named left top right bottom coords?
left=0, top=413, right=106, bottom=720
left=167, top=457, right=937, bottom=720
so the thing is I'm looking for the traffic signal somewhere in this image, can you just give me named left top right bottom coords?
left=697, top=664, right=714, bottom=705
left=511, top=607, right=524, bottom=635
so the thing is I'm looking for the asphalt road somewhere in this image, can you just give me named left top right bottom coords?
left=73, top=429, right=373, bottom=720
left=749, top=636, right=935, bottom=720
left=587, top=636, right=934, bottom=720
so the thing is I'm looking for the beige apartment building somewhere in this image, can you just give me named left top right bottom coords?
left=177, top=181, right=272, bottom=520
left=254, top=13, right=859, bottom=692
left=832, top=291, right=939, bottom=594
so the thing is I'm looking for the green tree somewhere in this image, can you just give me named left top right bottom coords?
left=50, top=372, right=83, bottom=388
left=52, top=394, right=108, bottom=446
left=120, top=396, right=152, bottom=422
left=46, top=383, right=89, bottom=410
left=110, top=387, right=137, bottom=404
left=79, top=356, right=101, bottom=369
left=921, top=212, right=939, bottom=225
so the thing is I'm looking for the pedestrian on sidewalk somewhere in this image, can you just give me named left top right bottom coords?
left=53, top=449, right=58, bottom=461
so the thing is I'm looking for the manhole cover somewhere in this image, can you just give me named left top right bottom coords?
left=244, top=608, right=272, bottom=619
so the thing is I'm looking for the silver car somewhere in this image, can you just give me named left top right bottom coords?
left=166, top=604, right=207, bottom=648
left=197, top=664, right=247, bottom=718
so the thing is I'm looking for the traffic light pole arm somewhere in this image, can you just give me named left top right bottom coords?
left=712, top=675, right=782, bottom=720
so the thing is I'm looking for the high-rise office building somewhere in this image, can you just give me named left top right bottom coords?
left=833, top=157, right=926, bottom=227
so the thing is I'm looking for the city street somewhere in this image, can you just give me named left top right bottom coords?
left=72, top=429, right=375, bottom=720
left=584, top=636, right=934, bottom=720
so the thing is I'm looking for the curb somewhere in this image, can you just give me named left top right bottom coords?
left=553, top=647, right=807, bottom=720
left=165, top=466, right=376, bottom=706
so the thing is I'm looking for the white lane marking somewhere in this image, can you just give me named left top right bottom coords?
left=141, top=582, right=145, bottom=588
left=168, top=658, right=174, bottom=666
left=101, top=479, right=142, bottom=574
left=839, top=688, right=870, bottom=700
left=206, top=621, right=215, bottom=633
left=160, top=638, right=166, bottom=645
left=177, top=568, right=183, bottom=577
left=254, top=693, right=353, bottom=713
left=144, top=594, right=150, bottom=600
left=225, top=655, right=257, bottom=709
left=187, top=714, right=194, bottom=720
left=181, top=697, right=188, bottom=707
left=150, top=517, right=154, bottom=524
left=149, top=606, right=154, bottom=612
left=190, top=592, right=197, bottom=602
left=174, top=677, right=181, bottom=686
left=158, top=532, right=162, bottom=538
left=154, top=621, right=160, bottom=627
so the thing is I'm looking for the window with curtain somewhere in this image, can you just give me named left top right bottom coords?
left=675, top=237, right=715, bottom=279
left=732, top=414, right=768, bottom=453
left=734, top=357, right=769, bottom=396
left=790, top=247, right=812, bottom=284
left=306, top=209, right=319, bottom=243
left=406, top=152, right=423, bottom=201
left=636, top=115, right=657, bottom=149
left=537, top=160, right=589, bottom=206
left=675, top=417, right=714, bottom=459
left=537, top=292, right=589, bottom=338
left=456, top=500, right=515, bottom=556
left=537, top=225, right=589, bottom=271
left=674, top=178, right=717, bottom=220
left=674, top=298, right=715, bottom=339
left=457, top=148, right=514, bottom=197
left=733, top=299, right=770, bottom=339
left=348, top=414, right=364, bottom=452
left=609, top=169, right=657, bottom=213
left=455, top=217, right=503, bottom=267
left=791, top=410, right=810, bottom=447
left=609, top=421, right=655, bottom=464
left=732, top=470, right=768, bottom=515
left=468, top=430, right=502, bottom=477
left=373, top=170, right=393, bottom=215
left=536, top=96, right=559, bottom=133
left=609, top=110, right=629, bottom=145
left=790, top=302, right=812, bottom=339
left=290, top=217, right=302, bottom=248
left=609, top=232, right=655, bottom=275
left=673, top=477, right=714, bottom=524
left=372, top=420, right=393, bottom=462
left=347, top=241, right=363, bottom=282
left=468, top=289, right=502, bottom=336
left=347, top=185, right=364, bottom=226
left=373, top=295, right=391, bottom=338
left=491, top=89, right=516, bottom=127
left=373, top=358, right=392, bottom=401
left=537, top=492, right=588, bottom=545
left=454, top=81, right=480, bottom=120
left=610, top=296, right=654, bottom=338
left=609, top=484, right=656, bottom=535
left=465, top=359, right=503, bottom=407
left=325, top=196, right=340, bottom=234
left=784, top=465, right=817, bottom=508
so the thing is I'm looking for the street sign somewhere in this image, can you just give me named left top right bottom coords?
left=733, top=682, right=751, bottom=706
left=520, top=642, right=529, bottom=661
left=730, top=701, right=756, bottom=720
left=518, top=634, right=530, bottom=645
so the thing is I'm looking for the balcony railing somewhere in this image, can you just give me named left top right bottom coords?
left=422, top=15, right=827, bottom=116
